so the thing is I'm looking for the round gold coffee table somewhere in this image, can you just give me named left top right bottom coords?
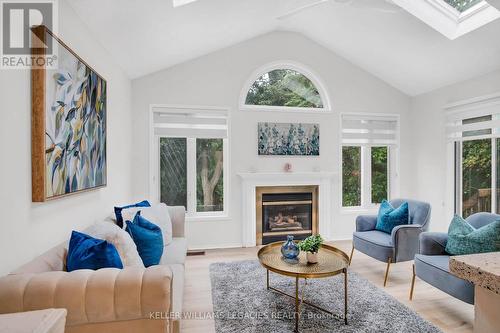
left=257, top=242, right=349, bottom=332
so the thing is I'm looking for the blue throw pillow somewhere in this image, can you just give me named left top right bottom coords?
left=375, top=200, right=410, bottom=234
left=445, top=215, right=500, bottom=255
left=67, top=231, right=123, bottom=272
left=114, top=200, right=151, bottom=228
left=126, top=213, right=164, bottom=267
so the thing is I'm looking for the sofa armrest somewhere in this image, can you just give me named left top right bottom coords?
left=355, top=215, right=378, bottom=232
left=168, top=206, right=186, bottom=238
left=0, top=266, right=172, bottom=326
left=391, top=224, right=422, bottom=262
left=419, top=232, right=448, bottom=255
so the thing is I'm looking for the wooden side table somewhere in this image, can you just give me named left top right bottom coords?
left=0, top=308, right=67, bottom=333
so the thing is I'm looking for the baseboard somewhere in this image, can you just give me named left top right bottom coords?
left=188, top=243, right=243, bottom=251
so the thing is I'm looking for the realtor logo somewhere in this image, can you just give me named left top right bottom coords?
left=1, top=0, right=57, bottom=69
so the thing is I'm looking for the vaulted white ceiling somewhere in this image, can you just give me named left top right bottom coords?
left=66, top=0, right=500, bottom=96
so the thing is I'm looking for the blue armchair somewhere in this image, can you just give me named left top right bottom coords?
left=350, top=199, right=431, bottom=286
left=410, top=212, right=499, bottom=304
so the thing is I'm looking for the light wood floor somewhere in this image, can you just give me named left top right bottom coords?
left=181, top=240, right=473, bottom=333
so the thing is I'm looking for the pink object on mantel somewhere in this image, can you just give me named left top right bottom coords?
left=284, top=163, right=292, bottom=172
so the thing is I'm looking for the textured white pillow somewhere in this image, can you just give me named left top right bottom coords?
left=84, top=221, right=144, bottom=268
left=111, top=203, right=173, bottom=245
left=139, top=203, right=173, bottom=245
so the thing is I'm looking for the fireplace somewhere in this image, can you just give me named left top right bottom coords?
left=256, top=186, right=318, bottom=245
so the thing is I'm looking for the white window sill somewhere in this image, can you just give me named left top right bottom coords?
left=186, top=215, right=231, bottom=223
left=340, top=206, right=379, bottom=215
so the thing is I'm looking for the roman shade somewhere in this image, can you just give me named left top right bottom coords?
left=152, top=105, right=229, bottom=139
left=341, top=114, right=398, bottom=146
left=445, top=103, right=500, bottom=142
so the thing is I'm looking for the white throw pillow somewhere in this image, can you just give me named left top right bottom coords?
left=139, top=203, right=173, bottom=245
left=84, top=220, right=144, bottom=268
left=110, top=203, right=173, bottom=245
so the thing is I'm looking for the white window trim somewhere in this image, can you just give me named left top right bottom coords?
left=392, top=0, right=500, bottom=39
left=339, top=112, right=400, bottom=212
left=239, top=60, right=332, bottom=113
left=444, top=92, right=500, bottom=218
left=148, top=104, right=231, bottom=222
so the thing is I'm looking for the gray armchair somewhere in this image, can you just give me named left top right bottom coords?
left=350, top=199, right=431, bottom=286
left=410, top=212, right=499, bottom=304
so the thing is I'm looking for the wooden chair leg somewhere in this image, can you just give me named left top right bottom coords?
left=383, top=257, right=392, bottom=287
left=349, top=245, right=354, bottom=265
left=409, top=263, right=416, bottom=300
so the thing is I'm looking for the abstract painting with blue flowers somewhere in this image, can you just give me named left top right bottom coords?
left=258, top=122, right=319, bottom=156
left=32, top=27, right=107, bottom=201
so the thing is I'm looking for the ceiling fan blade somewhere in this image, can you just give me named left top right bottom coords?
left=276, top=0, right=329, bottom=20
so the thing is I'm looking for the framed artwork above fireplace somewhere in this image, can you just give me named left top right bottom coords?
left=258, top=122, right=320, bottom=156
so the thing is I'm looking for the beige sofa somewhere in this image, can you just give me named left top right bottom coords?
left=0, top=206, right=187, bottom=333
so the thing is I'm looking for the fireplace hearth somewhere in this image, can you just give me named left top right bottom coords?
left=256, top=186, right=318, bottom=245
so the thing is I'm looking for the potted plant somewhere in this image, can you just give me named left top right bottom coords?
left=298, top=235, right=323, bottom=264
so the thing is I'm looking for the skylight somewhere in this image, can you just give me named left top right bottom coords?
left=393, top=0, right=500, bottom=39
left=173, top=0, right=198, bottom=8
left=444, top=0, right=483, bottom=12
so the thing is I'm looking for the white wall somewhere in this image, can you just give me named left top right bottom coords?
left=132, top=31, right=412, bottom=249
left=410, top=70, right=500, bottom=231
left=0, top=1, right=133, bottom=275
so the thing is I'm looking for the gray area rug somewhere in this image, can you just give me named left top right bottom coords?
left=210, top=260, right=442, bottom=333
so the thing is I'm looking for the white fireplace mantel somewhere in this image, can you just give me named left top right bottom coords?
left=237, top=172, right=335, bottom=247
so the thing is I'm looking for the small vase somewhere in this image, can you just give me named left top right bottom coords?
left=306, top=252, right=318, bottom=264
left=281, top=235, right=300, bottom=260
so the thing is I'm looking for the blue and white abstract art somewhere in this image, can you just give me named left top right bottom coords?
left=258, top=122, right=320, bottom=156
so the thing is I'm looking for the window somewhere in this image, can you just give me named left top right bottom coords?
left=459, top=139, right=492, bottom=217
left=392, top=0, right=500, bottom=39
left=446, top=100, right=500, bottom=218
left=371, top=146, right=388, bottom=204
left=342, top=146, right=361, bottom=206
left=341, top=114, right=398, bottom=208
left=151, top=106, right=229, bottom=219
left=196, top=138, right=224, bottom=212
left=241, top=62, right=330, bottom=112
left=443, top=0, right=482, bottom=12
left=160, top=137, right=187, bottom=207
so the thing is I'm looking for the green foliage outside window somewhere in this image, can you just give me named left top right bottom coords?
left=371, top=147, right=388, bottom=204
left=443, top=0, right=481, bottom=12
left=462, top=139, right=491, bottom=218
left=342, top=146, right=361, bottom=206
left=160, top=138, right=187, bottom=208
left=196, top=139, right=224, bottom=212
left=245, top=69, right=323, bottom=108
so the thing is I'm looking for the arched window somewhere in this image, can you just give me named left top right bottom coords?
left=240, top=61, right=330, bottom=112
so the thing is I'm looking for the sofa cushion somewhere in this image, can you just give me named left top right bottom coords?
left=169, top=263, right=185, bottom=314
left=445, top=215, right=500, bottom=255
left=160, top=238, right=188, bottom=266
left=126, top=214, right=164, bottom=267
left=354, top=230, right=393, bottom=247
left=376, top=200, right=410, bottom=234
left=415, top=254, right=474, bottom=304
left=85, top=221, right=144, bottom=268
left=353, top=230, right=394, bottom=262
left=67, top=231, right=123, bottom=272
